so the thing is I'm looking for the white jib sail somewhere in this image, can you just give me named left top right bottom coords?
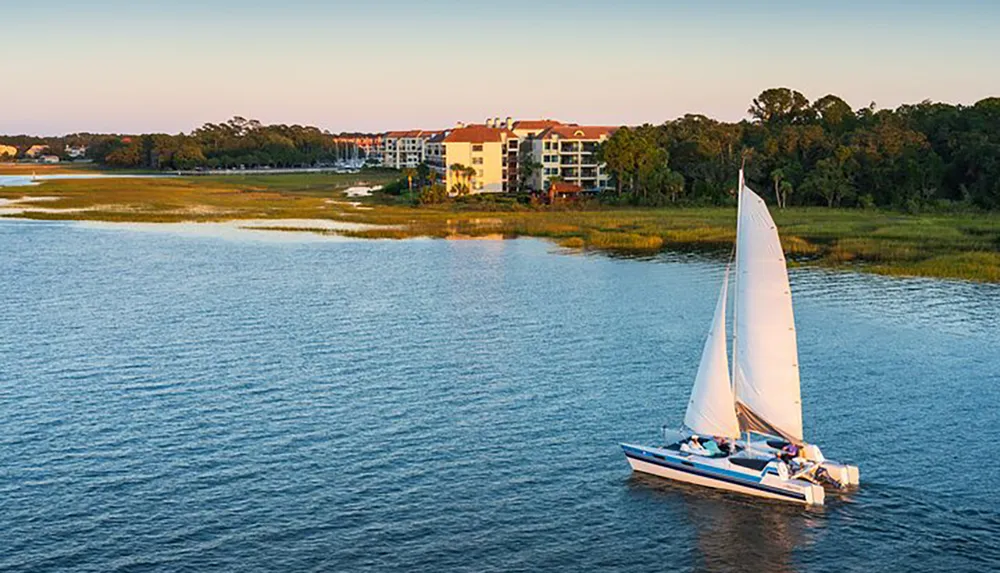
left=684, top=269, right=740, bottom=439
left=733, top=175, right=804, bottom=443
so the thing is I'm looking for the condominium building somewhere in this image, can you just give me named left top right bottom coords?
left=424, top=131, right=448, bottom=172
left=510, top=119, right=569, bottom=140
left=527, top=125, right=617, bottom=192
left=377, top=118, right=619, bottom=195
left=442, top=124, right=519, bottom=194
left=380, top=130, right=432, bottom=169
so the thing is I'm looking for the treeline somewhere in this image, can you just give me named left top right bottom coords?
left=598, top=88, right=1000, bottom=210
left=1, top=117, right=369, bottom=169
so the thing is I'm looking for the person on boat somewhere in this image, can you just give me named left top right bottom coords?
left=702, top=438, right=724, bottom=457
left=714, top=437, right=732, bottom=455
left=779, top=443, right=800, bottom=463
left=681, top=436, right=709, bottom=455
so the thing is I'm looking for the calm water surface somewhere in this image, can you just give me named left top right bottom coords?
left=1, top=220, right=998, bottom=572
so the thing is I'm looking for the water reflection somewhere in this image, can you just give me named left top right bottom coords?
left=628, top=474, right=821, bottom=573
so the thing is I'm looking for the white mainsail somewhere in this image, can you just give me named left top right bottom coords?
left=733, top=171, right=804, bottom=443
left=684, top=270, right=740, bottom=439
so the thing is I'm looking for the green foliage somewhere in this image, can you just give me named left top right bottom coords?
left=595, top=89, right=1000, bottom=211
left=419, top=184, right=448, bottom=204
left=104, top=142, right=143, bottom=167
left=380, top=178, right=407, bottom=196
left=3, top=116, right=371, bottom=170
left=749, top=87, right=814, bottom=124
left=517, top=149, right=541, bottom=191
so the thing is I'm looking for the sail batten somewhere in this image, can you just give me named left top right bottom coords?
left=732, top=175, right=804, bottom=443
left=684, top=269, right=740, bottom=439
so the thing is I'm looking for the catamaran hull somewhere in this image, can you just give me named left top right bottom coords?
left=622, top=445, right=824, bottom=506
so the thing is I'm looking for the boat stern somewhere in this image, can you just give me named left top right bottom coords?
left=804, top=482, right=825, bottom=506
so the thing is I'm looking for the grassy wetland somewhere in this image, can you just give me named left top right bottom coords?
left=2, top=166, right=998, bottom=283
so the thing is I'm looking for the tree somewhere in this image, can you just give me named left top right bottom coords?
left=173, top=143, right=206, bottom=170
left=104, top=142, right=143, bottom=167
left=463, top=166, right=477, bottom=192
left=449, top=163, right=473, bottom=196
left=749, top=88, right=813, bottom=125
left=801, top=158, right=853, bottom=207
left=419, top=183, right=448, bottom=204
left=517, top=149, right=541, bottom=192
left=771, top=167, right=786, bottom=208
left=779, top=180, right=793, bottom=209
left=402, top=167, right=417, bottom=194
left=813, top=94, right=854, bottom=132
left=416, top=162, right=431, bottom=187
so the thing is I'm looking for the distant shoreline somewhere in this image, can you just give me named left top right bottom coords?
left=1, top=168, right=997, bottom=283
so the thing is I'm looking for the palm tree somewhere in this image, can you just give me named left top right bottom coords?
left=771, top=167, right=785, bottom=208
left=463, top=166, right=477, bottom=193
left=449, top=163, right=465, bottom=194
left=402, top=167, right=417, bottom=193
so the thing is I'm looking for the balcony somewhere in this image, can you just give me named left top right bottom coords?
left=560, top=143, right=580, bottom=153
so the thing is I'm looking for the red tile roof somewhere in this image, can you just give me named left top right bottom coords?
left=384, top=130, right=435, bottom=138
left=443, top=125, right=516, bottom=144
left=538, top=125, right=618, bottom=140
left=550, top=181, right=583, bottom=194
left=512, top=119, right=571, bottom=130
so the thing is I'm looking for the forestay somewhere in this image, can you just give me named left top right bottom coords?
left=733, top=174, right=804, bottom=443
left=684, top=270, right=740, bottom=439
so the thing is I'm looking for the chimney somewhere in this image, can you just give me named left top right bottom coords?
left=494, top=117, right=501, bottom=129
left=456, top=121, right=465, bottom=129
left=505, top=117, right=513, bottom=129
left=485, top=118, right=493, bottom=128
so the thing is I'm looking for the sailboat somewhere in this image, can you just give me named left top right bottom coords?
left=621, top=169, right=859, bottom=506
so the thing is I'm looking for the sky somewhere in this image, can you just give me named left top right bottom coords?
left=2, top=0, right=998, bottom=135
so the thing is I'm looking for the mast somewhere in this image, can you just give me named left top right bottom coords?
left=734, top=165, right=745, bottom=447
left=732, top=165, right=744, bottom=394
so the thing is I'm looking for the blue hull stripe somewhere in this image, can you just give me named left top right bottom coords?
left=623, top=450, right=807, bottom=501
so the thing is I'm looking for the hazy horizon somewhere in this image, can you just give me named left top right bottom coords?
left=3, top=0, right=999, bottom=136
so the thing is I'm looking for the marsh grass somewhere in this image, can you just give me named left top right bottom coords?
left=6, top=173, right=999, bottom=282
left=0, top=163, right=101, bottom=176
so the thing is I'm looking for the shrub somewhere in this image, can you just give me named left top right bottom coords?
left=419, top=184, right=448, bottom=205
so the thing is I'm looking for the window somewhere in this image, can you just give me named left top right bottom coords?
left=544, top=142, right=552, bottom=150
left=472, top=157, right=483, bottom=165
left=472, top=144, right=483, bottom=152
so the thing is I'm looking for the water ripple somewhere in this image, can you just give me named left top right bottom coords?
left=1, top=221, right=998, bottom=572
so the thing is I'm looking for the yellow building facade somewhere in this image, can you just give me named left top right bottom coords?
left=443, top=125, right=518, bottom=194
